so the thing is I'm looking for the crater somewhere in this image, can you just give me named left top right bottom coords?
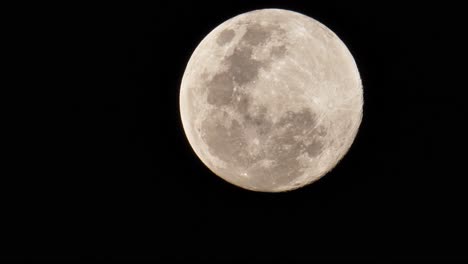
left=217, top=29, right=235, bottom=46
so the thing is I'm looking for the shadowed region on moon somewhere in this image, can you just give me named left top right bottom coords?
left=180, top=9, right=363, bottom=192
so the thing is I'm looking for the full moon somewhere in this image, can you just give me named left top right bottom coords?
left=180, top=9, right=363, bottom=192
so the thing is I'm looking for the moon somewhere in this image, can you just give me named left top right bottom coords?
left=180, top=9, right=363, bottom=192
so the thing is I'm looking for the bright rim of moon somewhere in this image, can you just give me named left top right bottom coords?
left=180, top=9, right=363, bottom=192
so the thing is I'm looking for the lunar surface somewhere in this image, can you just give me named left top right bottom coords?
left=180, top=9, right=363, bottom=192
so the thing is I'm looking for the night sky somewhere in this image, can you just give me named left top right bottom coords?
left=5, top=1, right=467, bottom=261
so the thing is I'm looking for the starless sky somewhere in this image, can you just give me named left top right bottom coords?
left=3, top=0, right=467, bottom=262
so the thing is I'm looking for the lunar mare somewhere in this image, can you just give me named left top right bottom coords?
left=180, top=9, right=363, bottom=192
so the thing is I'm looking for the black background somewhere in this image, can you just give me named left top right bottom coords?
left=4, top=1, right=467, bottom=261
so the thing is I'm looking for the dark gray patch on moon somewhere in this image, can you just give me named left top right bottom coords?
left=270, top=45, right=287, bottom=58
left=206, top=72, right=234, bottom=106
left=275, top=109, right=316, bottom=129
left=204, top=45, right=263, bottom=106
left=235, top=92, right=250, bottom=115
left=216, top=29, right=235, bottom=45
left=227, top=47, right=263, bottom=86
left=242, top=23, right=286, bottom=46
left=243, top=23, right=273, bottom=46
left=305, top=140, right=324, bottom=157
left=205, top=22, right=289, bottom=108
left=201, top=114, right=250, bottom=167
